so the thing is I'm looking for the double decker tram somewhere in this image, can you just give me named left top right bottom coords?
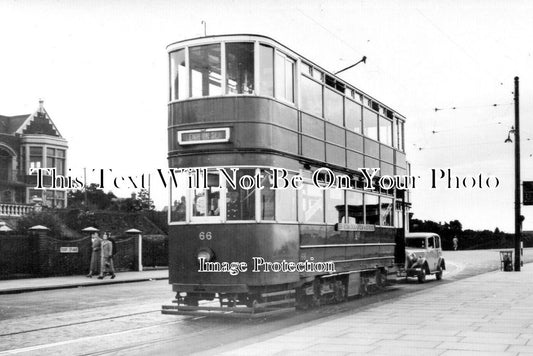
left=162, top=35, right=410, bottom=317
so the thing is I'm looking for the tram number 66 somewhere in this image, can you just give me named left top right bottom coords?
left=199, top=232, right=212, bottom=240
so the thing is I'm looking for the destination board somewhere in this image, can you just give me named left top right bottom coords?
left=178, top=128, right=230, bottom=145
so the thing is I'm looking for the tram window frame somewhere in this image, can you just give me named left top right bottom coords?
left=189, top=43, right=222, bottom=98
left=169, top=49, right=187, bottom=101
left=298, top=181, right=325, bottom=224
left=364, top=193, right=380, bottom=226
left=363, top=107, right=379, bottom=141
left=259, top=44, right=274, bottom=97
left=396, top=118, right=405, bottom=152
left=274, top=171, right=298, bottom=223
left=190, top=169, right=225, bottom=223
left=379, top=116, right=393, bottom=147
left=346, top=190, right=364, bottom=225
left=169, top=171, right=190, bottom=224
left=380, top=196, right=394, bottom=227
left=259, top=169, right=276, bottom=221
left=325, top=188, right=345, bottom=224
left=274, top=51, right=295, bottom=103
left=226, top=168, right=256, bottom=221
left=345, top=98, right=362, bottom=134
left=225, top=42, right=255, bottom=95
left=300, top=74, right=323, bottom=118
left=324, top=87, right=344, bottom=127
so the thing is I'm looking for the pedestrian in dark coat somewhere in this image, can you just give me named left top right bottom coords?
left=86, top=232, right=101, bottom=277
left=98, top=233, right=116, bottom=279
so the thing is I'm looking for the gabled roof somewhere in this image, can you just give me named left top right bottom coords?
left=0, top=101, right=63, bottom=138
left=0, top=114, right=30, bottom=134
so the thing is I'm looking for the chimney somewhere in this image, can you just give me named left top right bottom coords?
left=39, top=99, right=44, bottom=113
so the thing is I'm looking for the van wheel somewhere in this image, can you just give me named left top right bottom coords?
left=417, top=268, right=426, bottom=283
left=436, top=266, right=443, bottom=281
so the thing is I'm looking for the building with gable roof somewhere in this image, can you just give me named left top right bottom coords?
left=0, top=100, right=68, bottom=216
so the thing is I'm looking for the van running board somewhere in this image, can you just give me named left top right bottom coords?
left=161, top=290, right=296, bottom=318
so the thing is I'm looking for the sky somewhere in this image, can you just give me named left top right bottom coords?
left=1, top=0, right=532, bottom=232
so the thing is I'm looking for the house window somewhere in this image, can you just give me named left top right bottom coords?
left=46, top=148, right=66, bottom=175
left=45, top=190, right=65, bottom=208
left=29, top=147, right=43, bottom=171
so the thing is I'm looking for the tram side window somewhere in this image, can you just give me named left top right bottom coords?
left=395, top=200, right=404, bottom=228
left=274, top=52, right=294, bottom=103
left=261, top=170, right=275, bottom=220
left=300, top=75, right=322, bottom=118
left=379, top=117, right=393, bottom=146
left=226, top=42, right=254, bottom=95
left=363, top=108, right=378, bottom=141
left=189, top=44, right=222, bottom=97
left=226, top=169, right=255, bottom=221
left=192, top=170, right=221, bottom=217
left=170, top=49, right=186, bottom=100
left=380, top=196, right=393, bottom=226
left=365, top=194, right=379, bottom=225
left=345, top=99, right=362, bottom=134
left=260, top=45, right=274, bottom=97
left=397, top=119, right=405, bottom=151
left=324, top=88, right=344, bottom=127
left=275, top=179, right=297, bottom=222
left=326, top=189, right=345, bottom=224
left=299, top=183, right=324, bottom=223
left=346, top=190, right=364, bottom=224
left=170, top=171, right=188, bottom=222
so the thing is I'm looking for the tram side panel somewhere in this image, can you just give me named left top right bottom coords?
left=168, top=223, right=300, bottom=293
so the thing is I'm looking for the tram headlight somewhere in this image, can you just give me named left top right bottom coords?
left=197, top=248, right=214, bottom=263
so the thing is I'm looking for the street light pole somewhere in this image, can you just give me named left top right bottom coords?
left=514, top=76, right=521, bottom=271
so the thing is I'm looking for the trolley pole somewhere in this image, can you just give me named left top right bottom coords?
left=514, top=76, right=521, bottom=272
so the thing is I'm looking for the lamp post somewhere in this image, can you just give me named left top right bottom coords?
left=513, top=76, right=521, bottom=271
left=506, top=77, right=521, bottom=271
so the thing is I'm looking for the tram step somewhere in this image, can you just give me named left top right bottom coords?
left=161, top=306, right=296, bottom=319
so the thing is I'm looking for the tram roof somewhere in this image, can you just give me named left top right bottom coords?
left=167, top=34, right=406, bottom=120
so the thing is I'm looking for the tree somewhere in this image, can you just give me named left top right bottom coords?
left=67, top=184, right=117, bottom=210
left=137, top=189, right=155, bottom=211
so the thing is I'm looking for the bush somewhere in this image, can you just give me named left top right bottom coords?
left=17, top=211, right=63, bottom=237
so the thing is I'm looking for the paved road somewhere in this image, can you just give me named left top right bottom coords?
left=0, top=249, right=531, bottom=355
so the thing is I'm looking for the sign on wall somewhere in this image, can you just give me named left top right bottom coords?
left=60, top=247, right=79, bottom=253
left=524, top=181, right=533, bottom=206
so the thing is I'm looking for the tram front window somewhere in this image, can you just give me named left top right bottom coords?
left=170, top=49, right=186, bottom=100
left=193, top=171, right=221, bottom=217
left=189, top=44, right=222, bottom=97
left=226, top=169, right=255, bottom=221
left=226, top=42, right=254, bottom=94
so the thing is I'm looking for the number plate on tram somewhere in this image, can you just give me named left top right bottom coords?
left=178, top=128, right=230, bottom=145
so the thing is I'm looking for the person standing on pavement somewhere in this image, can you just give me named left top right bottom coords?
left=453, top=236, right=459, bottom=251
left=98, top=232, right=116, bottom=279
left=86, top=232, right=102, bottom=278
left=106, top=232, right=117, bottom=279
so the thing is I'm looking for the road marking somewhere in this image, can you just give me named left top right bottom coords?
left=0, top=320, right=184, bottom=355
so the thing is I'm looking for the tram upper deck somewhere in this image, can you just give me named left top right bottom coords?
left=167, top=34, right=407, bottom=177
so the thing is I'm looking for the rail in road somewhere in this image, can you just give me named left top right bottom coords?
left=1, top=249, right=532, bottom=355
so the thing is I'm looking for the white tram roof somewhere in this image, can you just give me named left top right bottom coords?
left=167, top=34, right=406, bottom=121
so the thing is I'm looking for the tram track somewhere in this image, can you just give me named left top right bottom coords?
left=0, top=309, right=161, bottom=337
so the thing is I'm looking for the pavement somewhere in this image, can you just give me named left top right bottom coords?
left=209, top=264, right=533, bottom=356
left=0, top=269, right=168, bottom=294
